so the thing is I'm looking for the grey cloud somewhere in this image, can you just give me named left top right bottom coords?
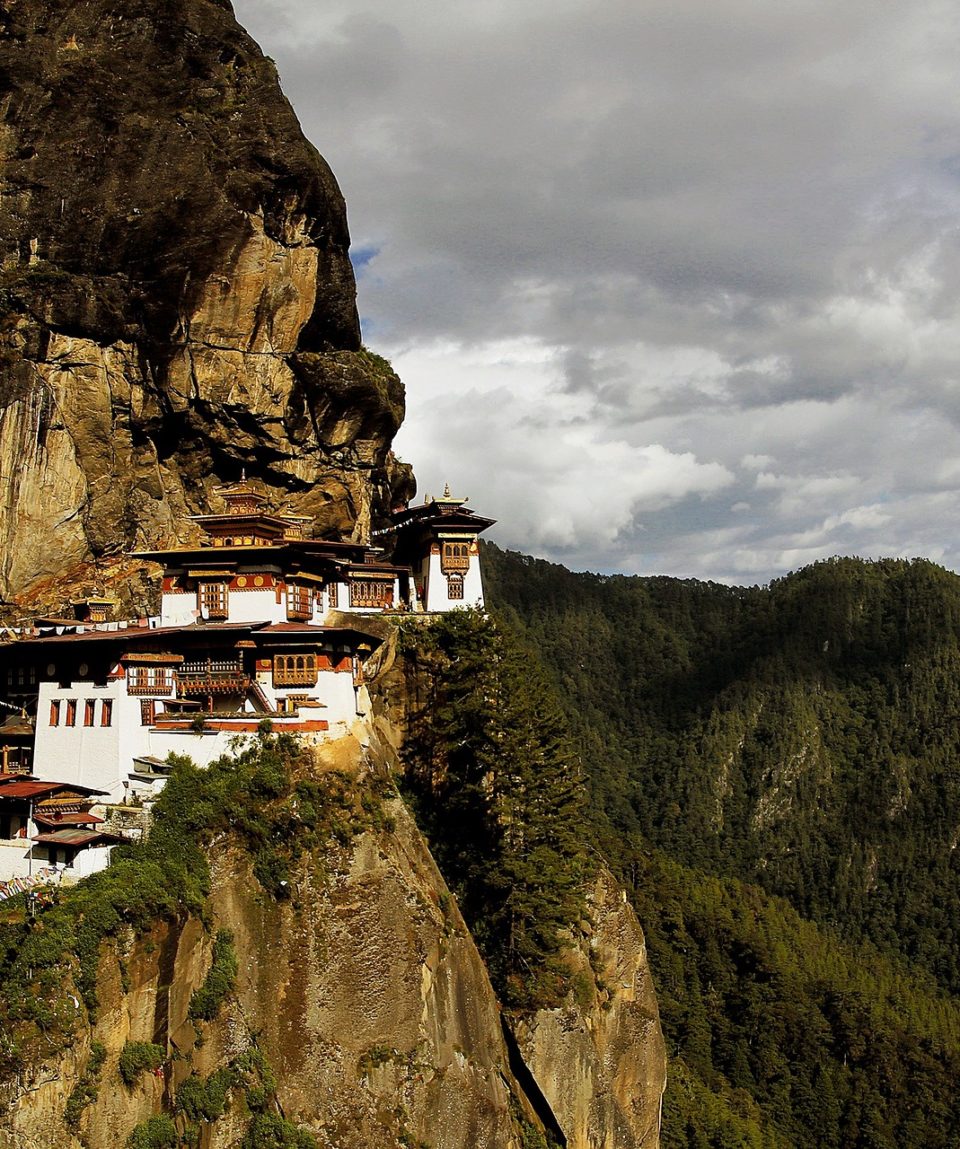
left=233, top=0, right=960, bottom=583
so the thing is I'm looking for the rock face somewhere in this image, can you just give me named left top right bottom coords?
left=0, top=661, right=666, bottom=1149
left=0, top=0, right=413, bottom=607
left=0, top=7, right=668, bottom=1144
left=511, top=867, right=666, bottom=1149
left=0, top=789, right=527, bottom=1149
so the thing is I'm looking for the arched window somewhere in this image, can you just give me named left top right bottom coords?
left=273, top=653, right=319, bottom=687
left=441, top=541, right=470, bottom=573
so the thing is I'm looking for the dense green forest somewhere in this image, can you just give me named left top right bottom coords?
left=483, top=543, right=960, bottom=1147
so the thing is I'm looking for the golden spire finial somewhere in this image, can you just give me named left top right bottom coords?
left=443, top=482, right=451, bottom=498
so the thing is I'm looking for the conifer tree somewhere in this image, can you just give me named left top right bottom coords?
left=401, top=609, right=588, bottom=1007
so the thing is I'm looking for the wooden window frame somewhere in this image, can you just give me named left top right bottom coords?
left=349, top=579, right=394, bottom=609
left=286, top=582, right=312, bottom=620
left=273, top=653, right=319, bottom=687
left=441, top=541, right=471, bottom=573
left=198, top=581, right=229, bottom=620
left=83, top=699, right=95, bottom=727
left=101, top=699, right=113, bottom=727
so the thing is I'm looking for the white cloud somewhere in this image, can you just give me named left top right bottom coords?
left=233, top=0, right=960, bottom=584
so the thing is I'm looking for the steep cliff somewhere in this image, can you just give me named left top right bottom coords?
left=1, top=784, right=527, bottom=1148
left=512, top=868, right=664, bottom=1149
left=0, top=6, right=668, bottom=1144
left=0, top=0, right=413, bottom=610
left=0, top=719, right=665, bottom=1149
left=365, top=613, right=668, bottom=1149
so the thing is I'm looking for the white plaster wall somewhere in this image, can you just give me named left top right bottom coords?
left=424, top=553, right=485, bottom=611
left=0, top=842, right=114, bottom=882
left=65, top=845, right=115, bottom=879
left=146, top=727, right=246, bottom=767
left=35, top=680, right=154, bottom=801
left=253, top=666, right=361, bottom=732
left=0, top=839, right=34, bottom=880
left=219, top=588, right=284, bottom=624
left=160, top=592, right=197, bottom=627
left=35, top=678, right=186, bottom=800
left=312, top=671, right=361, bottom=732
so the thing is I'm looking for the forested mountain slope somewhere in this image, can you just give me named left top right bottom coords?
left=484, top=544, right=960, bottom=1148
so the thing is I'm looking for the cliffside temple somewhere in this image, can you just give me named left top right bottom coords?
left=0, top=479, right=494, bottom=880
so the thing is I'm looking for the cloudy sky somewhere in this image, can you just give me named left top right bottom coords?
left=233, top=0, right=960, bottom=585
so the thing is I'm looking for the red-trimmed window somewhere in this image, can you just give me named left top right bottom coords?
left=140, top=699, right=156, bottom=726
left=441, top=541, right=470, bottom=573
left=101, top=699, right=113, bottom=727
left=83, top=700, right=95, bottom=727
left=49, top=699, right=61, bottom=726
left=273, top=654, right=318, bottom=686
left=127, top=667, right=174, bottom=695
left=65, top=699, right=77, bottom=727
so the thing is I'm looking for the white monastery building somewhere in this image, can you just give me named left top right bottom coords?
left=0, top=481, right=494, bottom=886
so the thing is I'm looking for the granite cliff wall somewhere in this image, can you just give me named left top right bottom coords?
left=0, top=0, right=413, bottom=611
left=0, top=724, right=665, bottom=1149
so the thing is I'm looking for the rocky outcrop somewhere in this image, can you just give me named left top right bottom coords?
left=1, top=758, right=530, bottom=1148
left=511, top=868, right=666, bottom=1149
left=0, top=0, right=414, bottom=609
left=0, top=684, right=666, bottom=1149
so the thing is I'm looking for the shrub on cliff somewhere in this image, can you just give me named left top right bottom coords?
left=118, top=1040, right=166, bottom=1086
left=188, top=929, right=238, bottom=1022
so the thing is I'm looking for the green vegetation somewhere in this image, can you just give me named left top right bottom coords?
left=484, top=543, right=960, bottom=1146
left=187, top=929, right=238, bottom=1022
left=63, top=1040, right=106, bottom=1129
left=172, top=1045, right=315, bottom=1143
left=241, top=1113, right=317, bottom=1148
left=118, top=1040, right=166, bottom=1086
left=126, top=1115, right=178, bottom=1149
left=630, top=848, right=960, bottom=1148
left=176, top=1048, right=278, bottom=1125
left=400, top=608, right=588, bottom=1008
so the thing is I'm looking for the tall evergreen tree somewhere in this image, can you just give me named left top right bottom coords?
left=400, top=609, right=588, bottom=1007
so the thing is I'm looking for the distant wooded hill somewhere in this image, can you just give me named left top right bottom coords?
left=484, top=544, right=960, bottom=1148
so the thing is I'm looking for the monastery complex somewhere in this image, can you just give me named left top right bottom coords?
left=0, top=481, right=494, bottom=888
